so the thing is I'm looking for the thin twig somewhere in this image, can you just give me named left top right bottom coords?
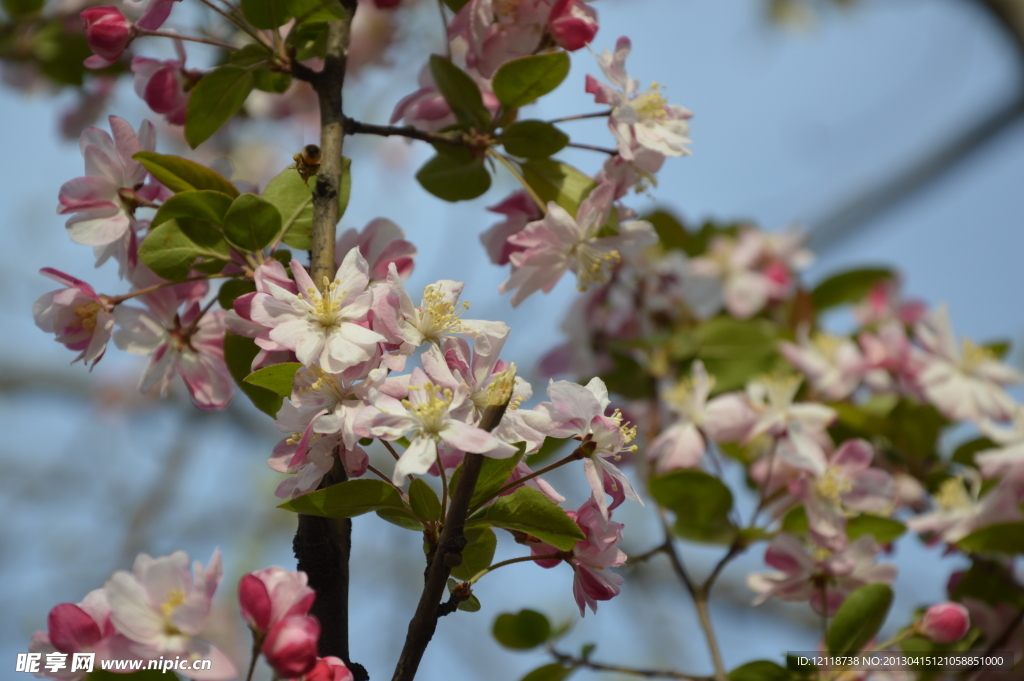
left=135, top=28, right=239, bottom=51
left=196, top=0, right=272, bottom=50
left=382, top=439, right=403, bottom=462
left=342, top=117, right=483, bottom=148
left=550, top=647, right=711, bottom=680
left=567, top=141, right=618, bottom=155
left=548, top=110, right=613, bottom=124
left=469, top=447, right=582, bottom=514
left=467, top=552, right=564, bottom=585
left=367, top=464, right=409, bottom=500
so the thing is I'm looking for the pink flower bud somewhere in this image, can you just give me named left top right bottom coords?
left=918, top=602, right=971, bottom=644
left=548, top=0, right=599, bottom=51
left=81, top=7, right=135, bottom=70
left=263, top=615, right=320, bottom=679
left=239, top=567, right=316, bottom=634
left=304, top=657, right=355, bottom=681
left=373, top=0, right=402, bottom=7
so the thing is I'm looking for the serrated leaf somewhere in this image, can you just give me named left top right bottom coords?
left=244, top=362, right=302, bottom=397
left=409, top=478, right=443, bottom=522
left=493, top=52, right=571, bottom=110
left=520, top=664, right=574, bottom=681
left=649, top=470, right=736, bottom=544
left=957, top=521, right=1024, bottom=555
left=218, top=278, right=257, bottom=309
left=826, top=583, right=893, bottom=656
left=134, top=152, right=239, bottom=197
left=811, top=268, right=894, bottom=312
left=138, top=220, right=229, bottom=281
left=501, top=120, right=569, bottom=158
left=846, top=514, right=906, bottom=545
left=279, top=479, right=409, bottom=518
left=241, top=0, right=292, bottom=28
left=493, top=609, right=551, bottom=650
left=152, top=190, right=234, bottom=228
left=429, top=54, right=492, bottom=130
left=223, top=332, right=283, bottom=417
left=473, top=487, right=584, bottom=550
left=451, top=526, right=497, bottom=580
left=416, top=151, right=491, bottom=202
left=185, top=66, right=254, bottom=148
left=223, top=194, right=282, bottom=251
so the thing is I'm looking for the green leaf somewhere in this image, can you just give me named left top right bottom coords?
left=185, top=66, right=255, bottom=148
left=696, top=316, right=779, bottom=393
left=520, top=665, right=574, bottom=681
left=441, top=0, right=471, bottom=11
left=474, top=487, right=584, bottom=550
left=223, top=332, right=284, bottom=417
left=152, top=190, right=234, bottom=228
left=376, top=508, right=425, bottom=531
left=134, top=152, right=240, bottom=197
left=286, top=20, right=329, bottom=61
left=493, top=52, right=571, bottom=110
left=810, top=267, right=894, bottom=311
left=598, top=352, right=657, bottom=400
left=289, top=0, right=348, bottom=21
left=279, top=479, right=409, bottom=518
left=493, top=609, right=552, bottom=650
left=451, top=526, right=497, bottom=580
left=728, top=661, right=791, bottom=681
left=138, top=220, right=229, bottom=281
left=253, top=67, right=293, bottom=93
left=241, top=0, right=292, bottom=28
left=223, top=194, right=282, bottom=251
left=957, top=521, right=1024, bottom=555
left=520, top=158, right=595, bottom=217
left=952, top=436, right=996, bottom=468
left=949, top=559, right=1024, bottom=607
left=826, top=583, right=893, bottom=656
left=228, top=44, right=270, bottom=67
left=416, top=150, right=491, bottom=202
left=262, top=165, right=314, bottom=250
left=649, top=470, right=736, bottom=544
left=218, top=278, right=257, bottom=309
left=846, top=514, right=906, bottom=545
left=244, top=362, right=302, bottom=397
left=447, top=578, right=482, bottom=612
left=644, top=210, right=691, bottom=253
left=429, top=54, right=492, bottom=130
left=409, top=478, right=443, bottom=522
left=781, top=505, right=809, bottom=536
left=3, top=0, right=44, bottom=18
left=337, top=156, right=353, bottom=222
left=463, top=443, right=526, bottom=508
left=501, top=120, right=569, bottom=158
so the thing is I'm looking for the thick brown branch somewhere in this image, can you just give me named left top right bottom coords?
left=343, top=117, right=485, bottom=148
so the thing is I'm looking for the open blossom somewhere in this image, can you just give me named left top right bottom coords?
left=906, top=473, right=1022, bottom=544
left=450, top=0, right=598, bottom=78
left=914, top=305, right=1023, bottom=422
left=500, top=181, right=656, bottom=306
left=648, top=360, right=754, bottom=472
left=28, top=590, right=130, bottom=681
left=132, top=39, right=192, bottom=125
left=977, top=405, right=1024, bottom=485
left=790, top=439, right=895, bottom=551
left=82, top=7, right=136, bottom=70
left=391, top=60, right=500, bottom=132
left=359, top=367, right=518, bottom=484
left=747, top=533, right=897, bottom=615
left=586, top=36, right=692, bottom=160
left=238, top=568, right=316, bottom=634
left=250, top=251, right=386, bottom=373
left=58, top=116, right=165, bottom=263
left=104, top=550, right=236, bottom=680
left=335, top=218, right=416, bottom=283
left=33, top=268, right=114, bottom=369
left=780, top=326, right=865, bottom=401
left=745, top=373, right=836, bottom=475
left=480, top=191, right=542, bottom=266
left=535, top=376, right=643, bottom=516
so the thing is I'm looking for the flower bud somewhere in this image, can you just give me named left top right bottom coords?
left=81, top=7, right=135, bottom=70
left=373, top=0, right=402, bottom=7
left=304, top=656, right=355, bottom=681
left=548, top=0, right=599, bottom=51
left=263, top=615, right=320, bottom=679
left=239, top=567, right=316, bottom=634
left=918, top=602, right=970, bottom=644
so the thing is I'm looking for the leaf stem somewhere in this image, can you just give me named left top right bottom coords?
left=549, top=646, right=711, bottom=680
left=196, top=0, right=273, bottom=50
left=135, top=28, right=238, bottom=51
left=106, top=273, right=230, bottom=305
left=468, top=447, right=582, bottom=514
left=566, top=141, right=618, bottom=155
left=467, top=552, right=563, bottom=585
left=548, top=110, right=614, bottom=124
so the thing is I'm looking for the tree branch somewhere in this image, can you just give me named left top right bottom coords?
left=549, top=647, right=712, bottom=680
left=343, top=117, right=486, bottom=148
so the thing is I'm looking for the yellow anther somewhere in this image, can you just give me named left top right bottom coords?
left=758, top=370, right=803, bottom=407
left=934, top=477, right=972, bottom=511
left=812, top=546, right=833, bottom=562
left=961, top=339, right=995, bottom=372
left=632, top=84, right=669, bottom=120
left=73, top=301, right=102, bottom=333
left=160, top=588, right=186, bottom=630
left=402, top=382, right=454, bottom=434
left=419, top=284, right=469, bottom=341
left=814, top=466, right=853, bottom=505
left=812, top=332, right=844, bottom=358
left=483, top=363, right=517, bottom=408
left=574, top=246, right=621, bottom=290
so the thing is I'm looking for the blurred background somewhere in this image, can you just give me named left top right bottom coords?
left=2, top=0, right=1024, bottom=678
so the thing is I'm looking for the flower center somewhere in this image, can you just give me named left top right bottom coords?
left=74, top=301, right=103, bottom=333
left=631, top=83, right=669, bottom=120
left=304, top=276, right=345, bottom=328
left=609, top=408, right=639, bottom=453
left=572, top=242, right=620, bottom=290
left=493, top=0, right=518, bottom=22
left=934, top=477, right=972, bottom=512
left=299, top=365, right=349, bottom=404
left=419, top=284, right=469, bottom=341
left=403, top=382, right=454, bottom=436
left=760, top=371, right=803, bottom=410
left=160, top=588, right=186, bottom=634
left=481, top=363, right=517, bottom=410
left=812, top=332, right=843, bottom=358
left=814, top=466, right=853, bottom=505
left=961, top=339, right=995, bottom=372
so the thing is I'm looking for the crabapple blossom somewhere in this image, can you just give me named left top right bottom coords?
left=534, top=376, right=643, bottom=516
left=249, top=251, right=386, bottom=373
left=499, top=181, right=656, bottom=305
left=858, top=320, right=923, bottom=396
left=58, top=116, right=165, bottom=266
left=28, top=590, right=128, bottom=681
left=917, top=602, right=970, bottom=644
left=238, top=567, right=316, bottom=634
left=914, top=305, right=1024, bottom=422
left=81, top=7, right=136, bottom=70
left=335, top=218, right=417, bottom=283
left=780, top=326, right=866, bottom=401
left=977, top=405, right=1024, bottom=484
left=359, top=367, right=518, bottom=484
left=131, top=39, right=191, bottom=125
left=746, top=533, right=897, bottom=615
left=263, top=615, right=320, bottom=679
left=227, top=259, right=298, bottom=368
left=300, top=657, right=356, bottom=681
left=480, top=191, right=542, bottom=266
left=905, top=473, right=1022, bottom=544
left=124, top=0, right=183, bottom=30
left=855, top=277, right=927, bottom=328
left=390, top=60, right=500, bottom=132
left=530, top=498, right=626, bottom=616
left=744, top=373, right=836, bottom=475
left=586, top=36, right=692, bottom=160
left=33, top=268, right=114, bottom=369
left=104, top=550, right=236, bottom=680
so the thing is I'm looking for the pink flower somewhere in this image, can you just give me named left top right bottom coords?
left=585, top=37, right=692, bottom=160
left=780, top=326, right=865, bottom=401
left=263, top=615, right=320, bottom=679
left=855, top=278, right=926, bottom=327
left=390, top=60, right=500, bottom=132
left=126, top=0, right=183, bottom=30
left=744, top=374, right=836, bottom=475
left=249, top=251, right=386, bottom=373
left=499, top=181, right=656, bottom=306
left=977, top=406, right=1024, bottom=485
left=131, top=40, right=192, bottom=125
left=81, top=7, right=136, bottom=70
left=746, top=534, right=897, bottom=615
left=33, top=268, right=115, bottom=369
left=301, top=657, right=355, bottom=681
left=529, top=498, right=626, bottom=616
left=104, top=550, right=236, bottom=680
left=28, top=590, right=133, bottom=681
left=917, top=602, right=970, bottom=644
left=906, top=474, right=1022, bottom=544
left=914, top=305, right=1023, bottom=422
left=480, top=191, right=542, bottom=266
left=239, top=568, right=316, bottom=634
left=58, top=116, right=165, bottom=263
left=547, top=0, right=599, bottom=51
left=335, top=218, right=417, bottom=283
